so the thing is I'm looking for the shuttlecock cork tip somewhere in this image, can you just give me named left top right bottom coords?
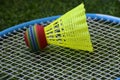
left=24, top=24, right=48, bottom=51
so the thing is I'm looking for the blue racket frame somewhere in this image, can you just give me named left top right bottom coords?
left=0, top=13, right=120, bottom=37
left=0, top=13, right=120, bottom=80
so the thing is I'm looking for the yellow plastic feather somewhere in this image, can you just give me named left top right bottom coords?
left=44, top=3, right=93, bottom=52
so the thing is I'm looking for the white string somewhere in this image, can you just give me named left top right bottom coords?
left=0, top=19, right=120, bottom=80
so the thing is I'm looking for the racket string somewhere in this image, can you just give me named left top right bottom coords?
left=0, top=19, right=120, bottom=79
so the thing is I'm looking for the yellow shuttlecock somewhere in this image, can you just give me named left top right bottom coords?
left=24, top=3, right=93, bottom=52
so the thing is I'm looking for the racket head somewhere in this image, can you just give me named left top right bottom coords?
left=0, top=14, right=120, bottom=80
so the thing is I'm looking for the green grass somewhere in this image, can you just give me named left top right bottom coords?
left=0, top=0, right=120, bottom=31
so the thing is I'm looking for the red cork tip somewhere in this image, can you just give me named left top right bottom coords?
left=24, top=24, right=48, bottom=50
